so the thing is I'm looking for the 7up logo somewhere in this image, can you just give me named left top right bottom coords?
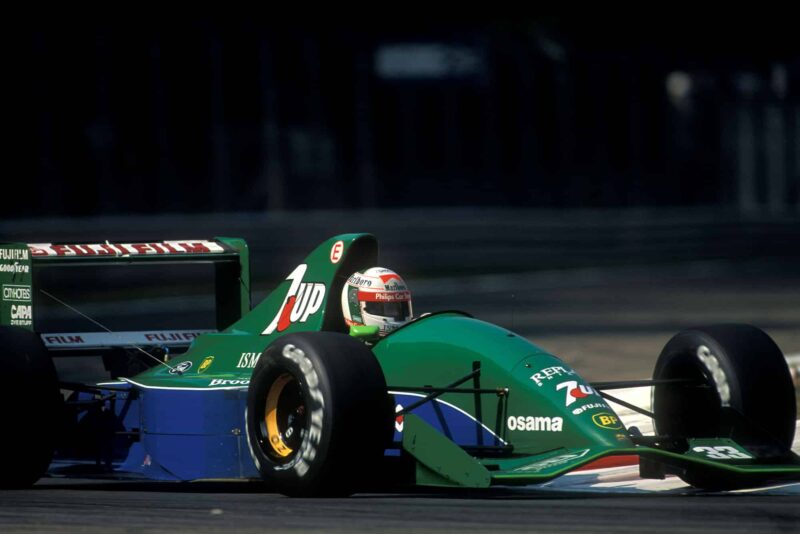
left=556, top=380, right=599, bottom=407
left=263, top=264, right=326, bottom=335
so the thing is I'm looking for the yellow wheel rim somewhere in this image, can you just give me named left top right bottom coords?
left=265, top=373, right=295, bottom=458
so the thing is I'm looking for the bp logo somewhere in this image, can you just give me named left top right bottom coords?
left=592, top=412, right=623, bottom=430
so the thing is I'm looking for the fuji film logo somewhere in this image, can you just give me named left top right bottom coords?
left=262, top=264, right=326, bottom=335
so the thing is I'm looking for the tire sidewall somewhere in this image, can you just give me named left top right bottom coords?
left=0, top=326, right=61, bottom=488
left=245, top=332, right=391, bottom=495
left=247, top=335, right=333, bottom=486
left=653, top=324, right=795, bottom=450
left=653, top=330, right=743, bottom=416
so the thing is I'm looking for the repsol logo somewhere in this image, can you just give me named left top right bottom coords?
left=507, top=416, right=563, bottom=432
left=529, top=365, right=575, bottom=386
left=2, top=285, right=31, bottom=302
left=237, top=352, right=261, bottom=368
left=280, top=343, right=325, bottom=477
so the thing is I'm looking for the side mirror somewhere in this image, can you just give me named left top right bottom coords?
left=349, top=325, right=380, bottom=342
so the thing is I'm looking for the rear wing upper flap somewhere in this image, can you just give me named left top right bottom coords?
left=25, top=238, right=243, bottom=264
left=0, top=237, right=250, bottom=333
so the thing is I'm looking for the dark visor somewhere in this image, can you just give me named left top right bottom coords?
left=364, top=301, right=410, bottom=321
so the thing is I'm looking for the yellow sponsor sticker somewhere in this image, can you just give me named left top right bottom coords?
left=592, top=412, right=623, bottom=430
left=198, top=356, right=215, bottom=373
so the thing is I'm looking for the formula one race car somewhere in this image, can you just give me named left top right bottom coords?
left=1, top=234, right=798, bottom=495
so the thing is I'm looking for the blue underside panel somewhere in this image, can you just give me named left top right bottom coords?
left=140, top=388, right=246, bottom=435
left=53, top=384, right=259, bottom=481
left=137, top=433, right=257, bottom=480
left=136, top=387, right=259, bottom=480
left=53, top=387, right=499, bottom=481
left=391, top=392, right=504, bottom=449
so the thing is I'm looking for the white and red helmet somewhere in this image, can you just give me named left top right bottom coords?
left=341, top=267, right=413, bottom=336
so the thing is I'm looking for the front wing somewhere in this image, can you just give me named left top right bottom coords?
left=401, top=414, right=800, bottom=489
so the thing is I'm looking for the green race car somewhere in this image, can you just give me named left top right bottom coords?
left=1, top=233, right=798, bottom=495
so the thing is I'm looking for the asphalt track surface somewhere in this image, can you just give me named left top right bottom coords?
left=1, top=479, right=798, bottom=533
left=3, top=256, right=800, bottom=532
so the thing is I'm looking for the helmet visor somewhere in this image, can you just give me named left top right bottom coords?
left=363, top=301, right=411, bottom=321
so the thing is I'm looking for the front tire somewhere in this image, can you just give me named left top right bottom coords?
left=652, top=324, right=796, bottom=489
left=653, top=324, right=795, bottom=448
left=246, top=332, right=392, bottom=497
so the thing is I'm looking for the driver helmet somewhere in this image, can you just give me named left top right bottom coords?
left=341, top=267, right=413, bottom=336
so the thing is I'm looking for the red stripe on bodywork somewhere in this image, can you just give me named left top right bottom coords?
left=277, top=296, right=296, bottom=332
left=574, top=455, right=639, bottom=471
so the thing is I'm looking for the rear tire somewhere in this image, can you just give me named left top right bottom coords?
left=246, top=332, right=392, bottom=497
left=0, top=327, right=61, bottom=488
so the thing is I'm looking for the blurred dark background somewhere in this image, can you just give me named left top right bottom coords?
left=13, top=17, right=800, bottom=217
left=6, top=17, right=800, bottom=380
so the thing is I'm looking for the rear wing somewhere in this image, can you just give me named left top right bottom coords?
left=0, top=238, right=250, bottom=339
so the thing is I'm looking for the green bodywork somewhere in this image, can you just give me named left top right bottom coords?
left=127, top=233, right=379, bottom=389
left=373, top=312, right=633, bottom=455
left=0, top=244, right=34, bottom=332
left=380, top=314, right=800, bottom=487
left=7, top=232, right=800, bottom=488
left=125, top=233, right=800, bottom=488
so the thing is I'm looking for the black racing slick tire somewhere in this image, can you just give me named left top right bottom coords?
left=246, top=332, right=392, bottom=497
left=0, top=326, right=62, bottom=488
left=652, top=324, right=796, bottom=489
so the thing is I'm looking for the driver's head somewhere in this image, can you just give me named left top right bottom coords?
left=341, top=267, right=413, bottom=336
